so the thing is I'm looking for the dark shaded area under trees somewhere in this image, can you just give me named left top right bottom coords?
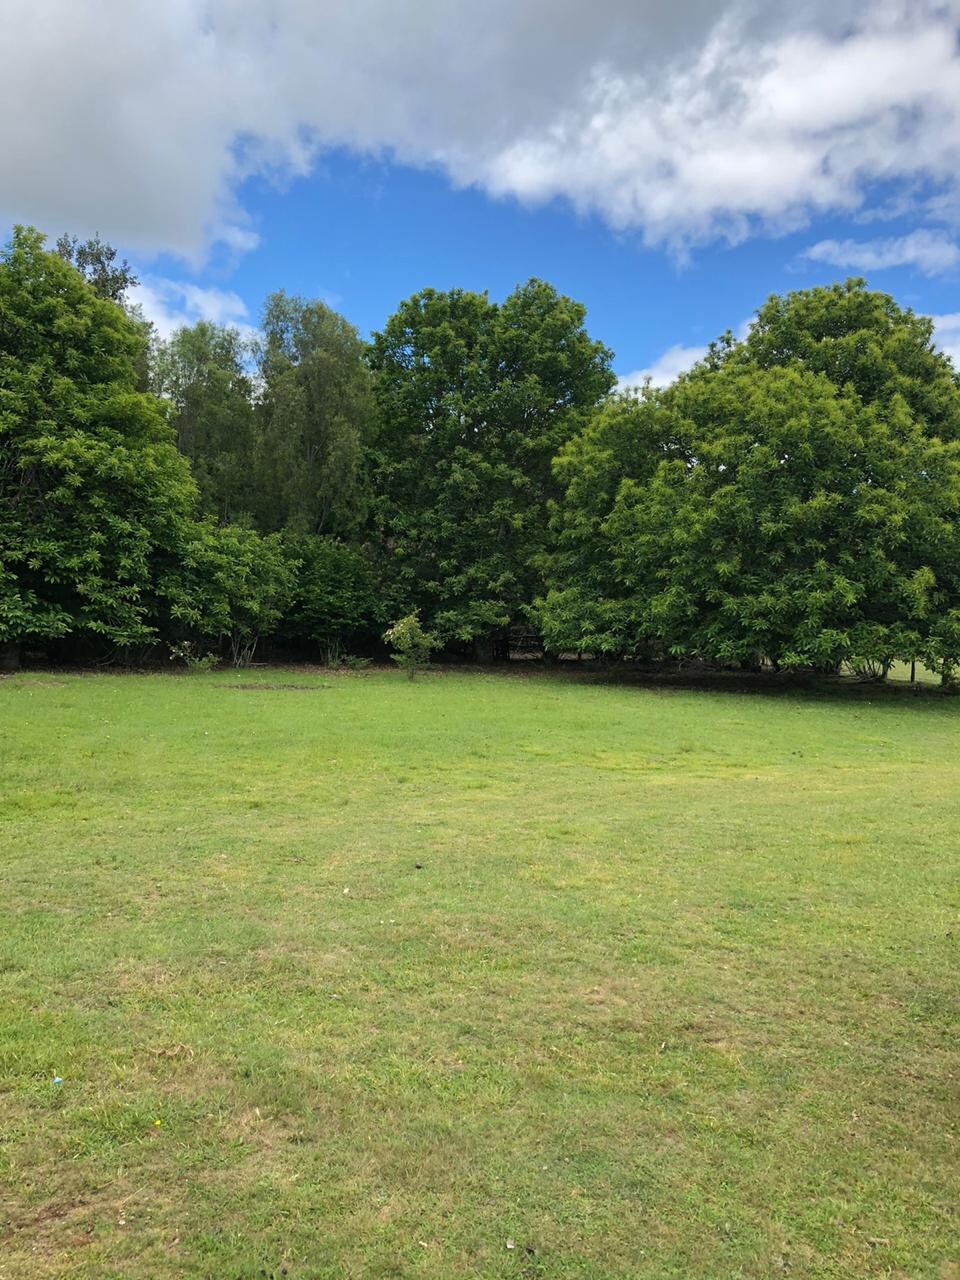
left=2, top=225, right=960, bottom=683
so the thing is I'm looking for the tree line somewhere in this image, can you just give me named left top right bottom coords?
left=2, top=225, right=959, bottom=680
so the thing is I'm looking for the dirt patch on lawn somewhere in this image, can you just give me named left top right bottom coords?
left=222, top=683, right=328, bottom=692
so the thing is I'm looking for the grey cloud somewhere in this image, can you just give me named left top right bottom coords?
left=3, top=1, right=960, bottom=259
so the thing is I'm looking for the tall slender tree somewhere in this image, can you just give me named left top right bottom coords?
left=152, top=322, right=257, bottom=525
left=255, top=291, right=374, bottom=536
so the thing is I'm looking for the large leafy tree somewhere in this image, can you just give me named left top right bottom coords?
left=152, top=321, right=257, bottom=525
left=57, top=232, right=152, bottom=389
left=370, top=279, right=614, bottom=656
left=735, top=278, right=960, bottom=441
left=540, top=361, right=960, bottom=674
left=537, top=389, right=683, bottom=659
left=255, top=291, right=374, bottom=537
left=0, top=227, right=199, bottom=664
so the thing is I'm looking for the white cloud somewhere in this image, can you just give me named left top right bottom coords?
left=803, top=230, right=960, bottom=276
left=482, top=10, right=960, bottom=252
left=931, top=313, right=960, bottom=367
left=129, top=278, right=256, bottom=342
left=618, top=316, right=754, bottom=389
left=618, top=343, right=709, bottom=390
left=2, top=2, right=960, bottom=259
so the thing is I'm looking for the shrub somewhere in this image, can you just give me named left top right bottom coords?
left=384, top=612, right=434, bottom=679
left=168, top=641, right=219, bottom=673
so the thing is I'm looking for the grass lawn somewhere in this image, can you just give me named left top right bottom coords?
left=1, top=668, right=958, bottom=1279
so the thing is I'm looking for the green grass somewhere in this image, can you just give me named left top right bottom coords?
left=1, top=667, right=958, bottom=1279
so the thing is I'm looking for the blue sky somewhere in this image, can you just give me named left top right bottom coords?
left=3, top=1, right=960, bottom=379
left=143, top=156, right=960, bottom=382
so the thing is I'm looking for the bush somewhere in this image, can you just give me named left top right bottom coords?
left=168, top=641, right=219, bottom=673
left=384, top=612, right=434, bottom=679
left=159, top=522, right=295, bottom=667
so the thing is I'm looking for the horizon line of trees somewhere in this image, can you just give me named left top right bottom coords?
left=3, top=224, right=960, bottom=682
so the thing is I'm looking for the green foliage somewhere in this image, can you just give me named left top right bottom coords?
left=255, top=291, right=374, bottom=536
left=8, top=231, right=960, bottom=683
left=542, top=358, right=960, bottom=673
left=383, top=610, right=435, bottom=677
left=151, top=322, right=257, bottom=524
left=54, top=232, right=139, bottom=303
left=734, top=277, right=960, bottom=440
left=163, top=522, right=295, bottom=667
left=537, top=390, right=677, bottom=657
left=0, top=226, right=200, bottom=654
left=168, top=640, right=219, bottom=673
left=370, top=279, right=615, bottom=652
left=281, top=534, right=381, bottom=663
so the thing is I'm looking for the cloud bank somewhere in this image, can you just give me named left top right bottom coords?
left=3, top=1, right=960, bottom=261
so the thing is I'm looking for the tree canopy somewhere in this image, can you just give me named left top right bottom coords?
left=254, top=291, right=374, bottom=537
left=0, top=227, right=198, bottom=658
left=4, top=230, right=960, bottom=680
left=539, top=286, right=960, bottom=673
left=370, top=279, right=614, bottom=654
left=55, top=233, right=139, bottom=304
left=733, top=278, right=960, bottom=441
left=151, top=321, right=257, bottom=525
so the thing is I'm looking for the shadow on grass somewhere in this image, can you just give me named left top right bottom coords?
left=4, top=656, right=956, bottom=709
left=423, top=658, right=958, bottom=707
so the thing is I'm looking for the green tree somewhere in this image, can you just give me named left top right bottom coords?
left=152, top=322, right=257, bottom=524
left=734, top=278, right=960, bottom=441
left=55, top=233, right=138, bottom=304
left=541, top=362, right=960, bottom=674
left=384, top=611, right=435, bottom=679
left=161, top=522, right=294, bottom=667
left=371, top=279, right=614, bottom=657
left=281, top=534, right=381, bottom=664
left=56, top=233, right=152, bottom=388
left=536, top=388, right=681, bottom=658
left=255, top=291, right=374, bottom=536
left=0, top=227, right=199, bottom=666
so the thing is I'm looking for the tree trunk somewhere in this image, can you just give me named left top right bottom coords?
left=230, top=635, right=258, bottom=668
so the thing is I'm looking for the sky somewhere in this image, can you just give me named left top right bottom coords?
left=2, top=0, right=960, bottom=384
